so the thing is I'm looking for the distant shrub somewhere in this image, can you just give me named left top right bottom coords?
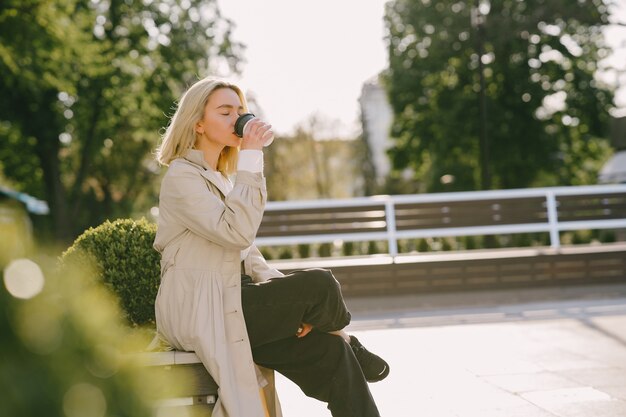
left=319, top=243, right=332, bottom=257
left=61, top=218, right=159, bottom=327
left=279, top=247, right=293, bottom=259
left=599, top=230, right=616, bottom=243
left=367, top=241, right=378, bottom=255
left=342, top=241, right=354, bottom=256
left=260, top=248, right=273, bottom=260
left=297, top=244, right=311, bottom=258
left=461, top=236, right=475, bottom=250
left=484, top=235, right=500, bottom=249
left=417, top=239, right=429, bottom=252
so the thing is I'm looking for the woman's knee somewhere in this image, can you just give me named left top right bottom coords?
left=319, top=332, right=351, bottom=358
left=305, top=268, right=341, bottom=292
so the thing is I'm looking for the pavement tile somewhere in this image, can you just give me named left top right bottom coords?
left=532, top=354, right=609, bottom=372
left=562, top=341, right=626, bottom=365
left=537, top=360, right=611, bottom=372
left=524, top=348, right=582, bottom=362
left=590, top=315, right=626, bottom=343
left=594, top=352, right=626, bottom=369
left=519, top=320, right=597, bottom=342
left=597, top=385, right=626, bottom=401
left=441, top=381, right=529, bottom=412
left=482, top=372, right=580, bottom=393
left=457, top=403, right=558, bottom=417
left=559, top=368, right=626, bottom=388
left=541, top=400, right=626, bottom=417
left=521, top=386, right=612, bottom=407
left=578, top=348, right=626, bottom=369
left=464, top=358, right=544, bottom=376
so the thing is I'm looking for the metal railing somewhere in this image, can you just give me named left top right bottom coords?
left=255, top=184, right=626, bottom=257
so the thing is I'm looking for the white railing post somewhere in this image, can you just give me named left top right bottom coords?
left=385, top=198, right=398, bottom=257
left=546, top=191, right=560, bottom=248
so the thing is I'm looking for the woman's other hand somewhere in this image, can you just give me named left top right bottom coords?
left=296, top=323, right=313, bottom=338
left=240, top=117, right=274, bottom=150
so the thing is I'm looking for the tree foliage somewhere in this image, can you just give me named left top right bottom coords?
left=264, top=115, right=365, bottom=200
left=0, top=0, right=242, bottom=241
left=383, top=0, right=616, bottom=192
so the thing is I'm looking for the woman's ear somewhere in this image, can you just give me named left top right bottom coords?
left=195, top=120, right=204, bottom=135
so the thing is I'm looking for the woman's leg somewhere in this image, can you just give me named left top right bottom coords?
left=241, top=268, right=389, bottom=384
left=251, top=331, right=381, bottom=417
left=241, top=268, right=352, bottom=348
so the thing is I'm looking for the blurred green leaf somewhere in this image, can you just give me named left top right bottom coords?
left=0, top=257, right=163, bottom=417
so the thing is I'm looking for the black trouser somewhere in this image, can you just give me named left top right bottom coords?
left=241, top=268, right=381, bottom=417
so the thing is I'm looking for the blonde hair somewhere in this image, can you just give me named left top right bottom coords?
left=156, top=77, right=248, bottom=174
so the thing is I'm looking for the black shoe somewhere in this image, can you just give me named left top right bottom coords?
left=349, top=335, right=390, bottom=383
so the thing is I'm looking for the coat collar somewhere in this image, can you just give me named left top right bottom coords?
left=183, top=149, right=232, bottom=198
left=183, top=148, right=211, bottom=169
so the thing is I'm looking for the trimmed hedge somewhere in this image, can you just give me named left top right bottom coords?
left=62, top=218, right=160, bottom=327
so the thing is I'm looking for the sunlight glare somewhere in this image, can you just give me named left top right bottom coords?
left=3, top=258, right=45, bottom=299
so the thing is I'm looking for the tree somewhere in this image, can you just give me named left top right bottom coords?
left=0, top=0, right=242, bottom=241
left=383, top=0, right=616, bottom=192
left=264, top=115, right=364, bottom=200
left=357, top=110, right=379, bottom=196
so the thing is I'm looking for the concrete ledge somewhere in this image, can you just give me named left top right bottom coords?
left=267, top=243, right=626, bottom=269
left=268, top=243, right=626, bottom=297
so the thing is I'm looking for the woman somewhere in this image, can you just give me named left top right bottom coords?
left=153, top=77, right=388, bottom=417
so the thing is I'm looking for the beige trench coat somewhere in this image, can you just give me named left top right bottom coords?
left=154, top=149, right=284, bottom=417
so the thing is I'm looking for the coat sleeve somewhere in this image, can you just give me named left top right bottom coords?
left=243, top=245, right=284, bottom=282
left=162, top=166, right=267, bottom=250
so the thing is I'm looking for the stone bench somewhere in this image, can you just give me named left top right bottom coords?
left=136, top=351, right=217, bottom=417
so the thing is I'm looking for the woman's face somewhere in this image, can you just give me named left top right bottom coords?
left=195, top=87, right=243, bottom=149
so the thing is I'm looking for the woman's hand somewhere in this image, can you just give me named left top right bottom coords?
left=296, top=323, right=313, bottom=338
left=240, top=117, right=273, bottom=150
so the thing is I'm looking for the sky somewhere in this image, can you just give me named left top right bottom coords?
left=216, top=0, right=626, bottom=139
left=216, top=0, right=389, bottom=138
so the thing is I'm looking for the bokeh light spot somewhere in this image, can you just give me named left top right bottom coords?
left=4, top=258, right=45, bottom=299
left=63, top=383, right=107, bottom=417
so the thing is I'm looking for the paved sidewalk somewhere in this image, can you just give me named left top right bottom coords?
left=275, top=284, right=626, bottom=417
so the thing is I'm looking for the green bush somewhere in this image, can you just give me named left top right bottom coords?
left=297, top=244, right=311, bottom=258
left=367, top=241, right=378, bottom=255
left=599, top=229, right=616, bottom=243
left=260, top=248, right=273, bottom=260
left=318, top=243, right=332, bottom=257
left=342, top=241, right=354, bottom=256
left=278, top=247, right=293, bottom=259
left=61, top=218, right=159, bottom=327
left=417, top=238, right=429, bottom=252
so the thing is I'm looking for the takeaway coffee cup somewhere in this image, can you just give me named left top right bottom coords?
left=234, top=113, right=274, bottom=147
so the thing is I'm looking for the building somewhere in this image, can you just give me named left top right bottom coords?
left=599, top=116, right=626, bottom=184
left=358, top=75, right=394, bottom=184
